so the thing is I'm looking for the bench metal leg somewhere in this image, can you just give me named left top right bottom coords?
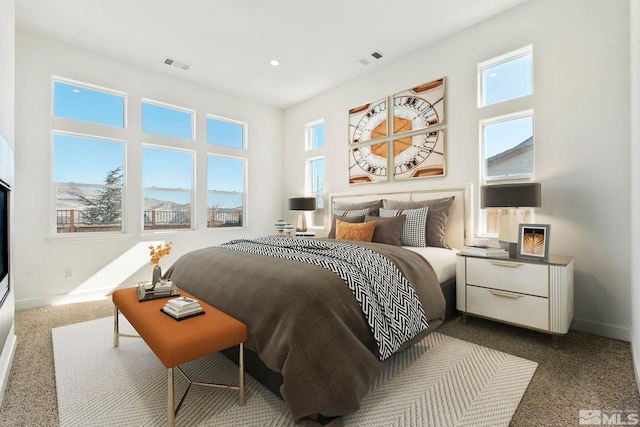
left=113, top=305, right=140, bottom=347
left=170, top=342, right=246, bottom=424
left=168, top=367, right=175, bottom=427
left=239, top=343, right=245, bottom=406
left=113, top=306, right=119, bottom=347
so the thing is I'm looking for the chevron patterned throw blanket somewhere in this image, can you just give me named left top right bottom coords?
left=219, top=237, right=429, bottom=360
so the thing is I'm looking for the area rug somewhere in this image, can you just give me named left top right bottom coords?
left=53, top=316, right=537, bottom=426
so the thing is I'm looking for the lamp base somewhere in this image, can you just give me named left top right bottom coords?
left=295, top=214, right=307, bottom=233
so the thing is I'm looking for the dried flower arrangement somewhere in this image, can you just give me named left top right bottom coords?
left=149, top=241, right=172, bottom=265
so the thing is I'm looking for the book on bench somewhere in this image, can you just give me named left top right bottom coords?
left=161, top=296, right=205, bottom=320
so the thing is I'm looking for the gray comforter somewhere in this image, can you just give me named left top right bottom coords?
left=165, top=239, right=445, bottom=424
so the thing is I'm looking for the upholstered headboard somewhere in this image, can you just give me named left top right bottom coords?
left=327, top=186, right=469, bottom=249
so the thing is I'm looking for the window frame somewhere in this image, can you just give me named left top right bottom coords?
left=141, top=144, right=195, bottom=232
left=206, top=153, right=247, bottom=229
left=480, top=110, right=535, bottom=184
left=304, top=118, right=325, bottom=228
left=478, top=110, right=536, bottom=237
left=52, top=130, right=127, bottom=235
left=305, top=118, right=325, bottom=151
left=141, top=98, right=195, bottom=141
left=306, top=155, right=325, bottom=206
left=207, top=114, right=247, bottom=150
left=477, top=44, right=533, bottom=108
left=52, top=76, right=127, bottom=129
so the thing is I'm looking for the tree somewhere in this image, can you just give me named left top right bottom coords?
left=79, top=167, right=123, bottom=225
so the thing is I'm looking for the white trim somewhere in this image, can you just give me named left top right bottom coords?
left=572, top=317, right=631, bottom=342
left=0, top=324, right=16, bottom=407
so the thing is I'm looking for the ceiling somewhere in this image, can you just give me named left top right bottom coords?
left=15, top=0, right=527, bottom=109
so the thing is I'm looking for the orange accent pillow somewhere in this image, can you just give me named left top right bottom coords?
left=335, top=219, right=377, bottom=242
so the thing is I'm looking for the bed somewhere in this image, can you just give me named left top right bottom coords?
left=165, top=187, right=468, bottom=425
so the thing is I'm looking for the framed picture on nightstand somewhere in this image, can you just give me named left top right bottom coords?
left=517, top=224, right=550, bottom=260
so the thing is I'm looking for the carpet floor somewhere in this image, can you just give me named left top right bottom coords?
left=1, top=298, right=638, bottom=426
left=52, top=316, right=537, bottom=426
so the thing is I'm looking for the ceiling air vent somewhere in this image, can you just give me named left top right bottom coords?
left=162, top=57, right=190, bottom=71
left=358, top=50, right=384, bottom=66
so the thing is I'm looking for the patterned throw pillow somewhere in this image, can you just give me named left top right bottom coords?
left=333, top=208, right=370, bottom=217
left=335, top=219, right=377, bottom=242
left=379, top=207, right=429, bottom=247
left=333, top=199, right=382, bottom=216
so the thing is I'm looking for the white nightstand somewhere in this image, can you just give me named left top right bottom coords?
left=456, top=253, right=574, bottom=347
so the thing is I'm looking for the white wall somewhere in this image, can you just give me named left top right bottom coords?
left=14, top=31, right=284, bottom=308
left=283, top=0, right=631, bottom=340
left=630, top=0, right=640, bottom=392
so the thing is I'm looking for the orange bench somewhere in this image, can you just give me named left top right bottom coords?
left=112, top=287, right=247, bottom=427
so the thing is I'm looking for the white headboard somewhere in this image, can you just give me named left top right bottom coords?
left=327, top=185, right=470, bottom=250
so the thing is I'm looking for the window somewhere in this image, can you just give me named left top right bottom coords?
left=53, top=79, right=125, bottom=128
left=207, top=116, right=245, bottom=149
left=142, top=146, right=193, bottom=230
left=207, top=155, right=245, bottom=228
left=53, top=133, right=125, bottom=233
left=478, top=46, right=535, bottom=236
left=142, top=100, right=194, bottom=140
left=480, top=112, right=535, bottom=235
left=307, top=157, right=325, bottom=227
left=305, top=119, right=325, bottom=226
left=482, top=112, right=534, bottom=181
left=478, top=45, right=533, bottom=107
left=306, top=120, right=325, bottom=150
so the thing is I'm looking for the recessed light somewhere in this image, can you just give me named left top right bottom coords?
left=270, top=59, right=280, bottom=66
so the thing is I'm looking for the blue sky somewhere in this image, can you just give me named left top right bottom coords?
left=54, top=81, right=245, bottom=206
left=481, top=52, right=533, bottom=162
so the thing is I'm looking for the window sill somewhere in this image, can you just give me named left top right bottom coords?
left=47, top=232, right=132, bottom=242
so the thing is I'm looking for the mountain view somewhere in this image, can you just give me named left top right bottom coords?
left=56, top=186, right=191, bottom=212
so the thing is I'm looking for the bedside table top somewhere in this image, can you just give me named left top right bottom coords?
left=457, top=252, right=573, bottom=267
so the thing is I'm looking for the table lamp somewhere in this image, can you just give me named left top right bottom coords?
left=288, top=197, right=316, bottom=232
left=481, top=182, right=541, bottom=257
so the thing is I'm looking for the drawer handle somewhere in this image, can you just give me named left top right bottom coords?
left=490, top=261, right=523, bottom=268
left=489, top=289, right=523, bottom=299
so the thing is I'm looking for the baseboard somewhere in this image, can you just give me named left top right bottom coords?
left=572, top=317, right=631, bottom=342
left=15, top=287, right=113, bottom=310
left=0, top=323, right=16, bottom=406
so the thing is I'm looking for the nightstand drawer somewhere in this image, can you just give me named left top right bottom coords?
left=466, top=257, right=548, bottom=297
left=467, top=285, right=549, bottom=331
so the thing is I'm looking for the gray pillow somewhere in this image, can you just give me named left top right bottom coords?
left=365, top=215, right=406, bottom=247
left=383, top=196, right=455, bottom=248
left=333, top=199, right=383, bottom=216
left=327, top=214, right=366, bottom=239
left=379, top=207, right=429, bottom=247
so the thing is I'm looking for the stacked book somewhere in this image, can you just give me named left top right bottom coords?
left=462, top=245, right=509, bottom=258
left=161, top=296, right=205, bottom=320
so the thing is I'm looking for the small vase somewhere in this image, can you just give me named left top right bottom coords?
left=152, top=264, right=162, bottom=289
